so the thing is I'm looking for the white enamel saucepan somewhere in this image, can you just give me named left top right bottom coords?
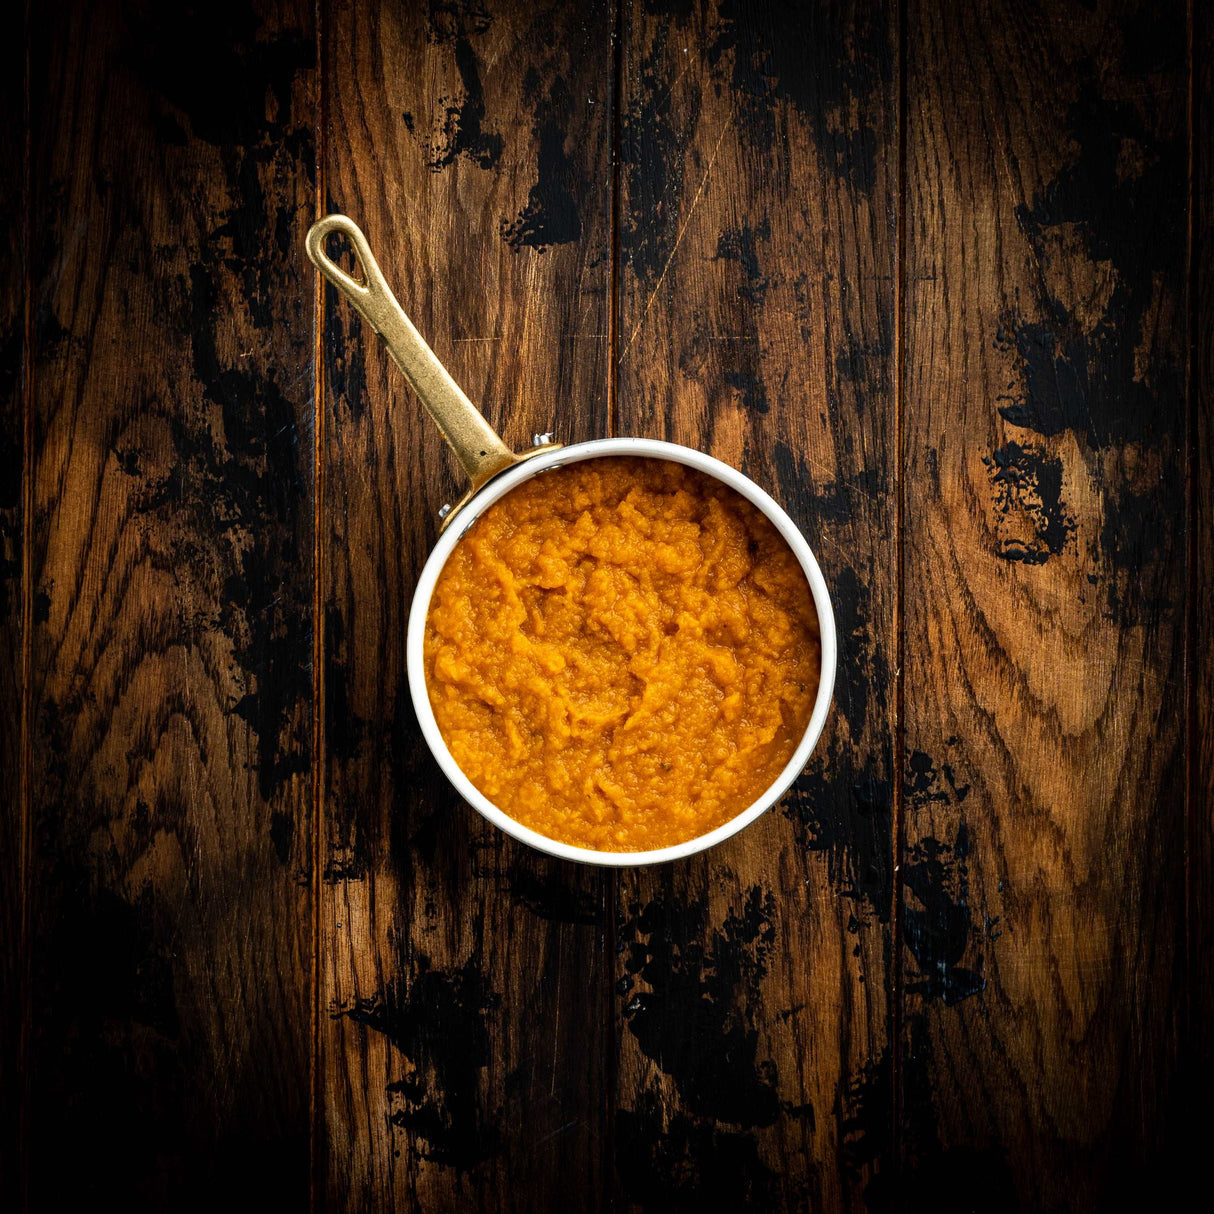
left=306, top=214, right=836, bottom=867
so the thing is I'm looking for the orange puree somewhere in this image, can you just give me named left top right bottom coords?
left=423, top=457, right=820, bottom=851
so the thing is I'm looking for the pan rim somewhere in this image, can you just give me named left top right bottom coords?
left=405, top=437, right=838, bottom=867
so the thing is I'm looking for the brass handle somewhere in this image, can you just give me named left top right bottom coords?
left=306, top=213, right=531, bottom=498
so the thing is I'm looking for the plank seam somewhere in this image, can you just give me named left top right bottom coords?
left=1184, top=0, right=1197, bottom=1071
left=608, top=0, right=623, bottom=442
left=891, top=0, right=909, bottom=1188
left=19, top=0, right=33, bottom=1206
left=310, top=1, right=328, bottom=1209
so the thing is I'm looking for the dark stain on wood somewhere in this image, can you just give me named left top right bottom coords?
left=500, top=861, right=604, bottom=925
left=903, top=750, right=986, bottom=1006
left=324, top=280, right=370, bottom=421
left=998, top=77, right=1186, bottom=447
left=30, top=868, right=191, bottom=1204
left=107, top=3, right=319, bottom=805
left=837, top=1047, right=891, bottom=1195
left=324, top=605, right=365, bottom=765
left=616, top=1087, right=781, bottom=1211
left=827, top=563, right=890, bottom=743
left=784, top=746, right=893, bottom=925
left=709, top=0, right=886, bottom=193
left=157, top=261, right=313, bottom=801
left=337, top=957, right=504, bottom=1170
left=620, top=28, right=695, bottom=285
left=903, top=829, right=986, bottom=1006
left=1194, top=0, right=1214, bottom=1166
left=403, top=0, right=503, bottom=172
left=983, top=441, right=1075, bottom=565
left=772, top=442, right=891, bottom=534
left=845, top=1025, right=1019, bottom=1214
left=123, top=2, right=314, bottom=151
left=618, top=888, right=794, bottom=1128
left=715, top=221, right=772, bottom=303
left=501, top=70, right=583, bottom=251
left=270, top=810, right=295, bottom=864
left=1099, top=482, right=1171, bottom=622
left=722, top=367, right=768, bottom=413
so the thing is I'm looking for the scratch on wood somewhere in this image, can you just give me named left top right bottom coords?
left=619, top=104, right=737, bottom=366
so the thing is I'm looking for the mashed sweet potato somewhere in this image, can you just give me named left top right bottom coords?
left=423, top=457, right=820, bottom=851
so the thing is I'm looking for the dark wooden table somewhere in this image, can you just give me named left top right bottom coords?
left=3, top=0, right=1210, bottom=1209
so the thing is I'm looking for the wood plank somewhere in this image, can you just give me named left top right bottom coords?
left=0, top=4, right=27, bottom=1203
left=318, top=0, right=613, bottom=1207
left=1194, top=0, right=1214, bottom=1138
left=900, top=1, right=1188, bottom=1205
left=613, top=2, right=898, bottom=1208
left=25, top=1, right=316, bottom=1204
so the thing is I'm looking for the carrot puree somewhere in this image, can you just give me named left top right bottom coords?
left=423, top=457, right=820, bottom=851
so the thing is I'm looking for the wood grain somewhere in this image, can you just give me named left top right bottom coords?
left=1, top=3, right=27, bottom=1203
left=24, top=1, right=316, bottom=1205
left=318, top=0, right=614, bottom=1207
left=900, top=1, right=1189, bottom=1205
left=1194, top=0, right=1214, bottom=1135
left=612, top=2, right=898, bottom=1208
left=5, top=2, right=1207, bottom=1209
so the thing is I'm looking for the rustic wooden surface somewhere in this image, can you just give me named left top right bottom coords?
left=319, top=1, right=613, bottom=1207
left=1195, top=0, right=1214, bottom=1169
left=901, top=3, right=1190, bottom=1207
left=21, top=1, right=316, bottom=1206
left=4, top=1, right=1208, bottom=1211
left=612, top=3, right=897, bottom=1208
left=1, top=3, right=27, bottom=1201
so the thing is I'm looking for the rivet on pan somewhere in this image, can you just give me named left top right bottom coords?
left=438, top=503, right=452, bottom=519
left=533, top=432, right=553, bottom=446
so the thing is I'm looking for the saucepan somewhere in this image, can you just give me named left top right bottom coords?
left=306, top=214, right=836, bottom=866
